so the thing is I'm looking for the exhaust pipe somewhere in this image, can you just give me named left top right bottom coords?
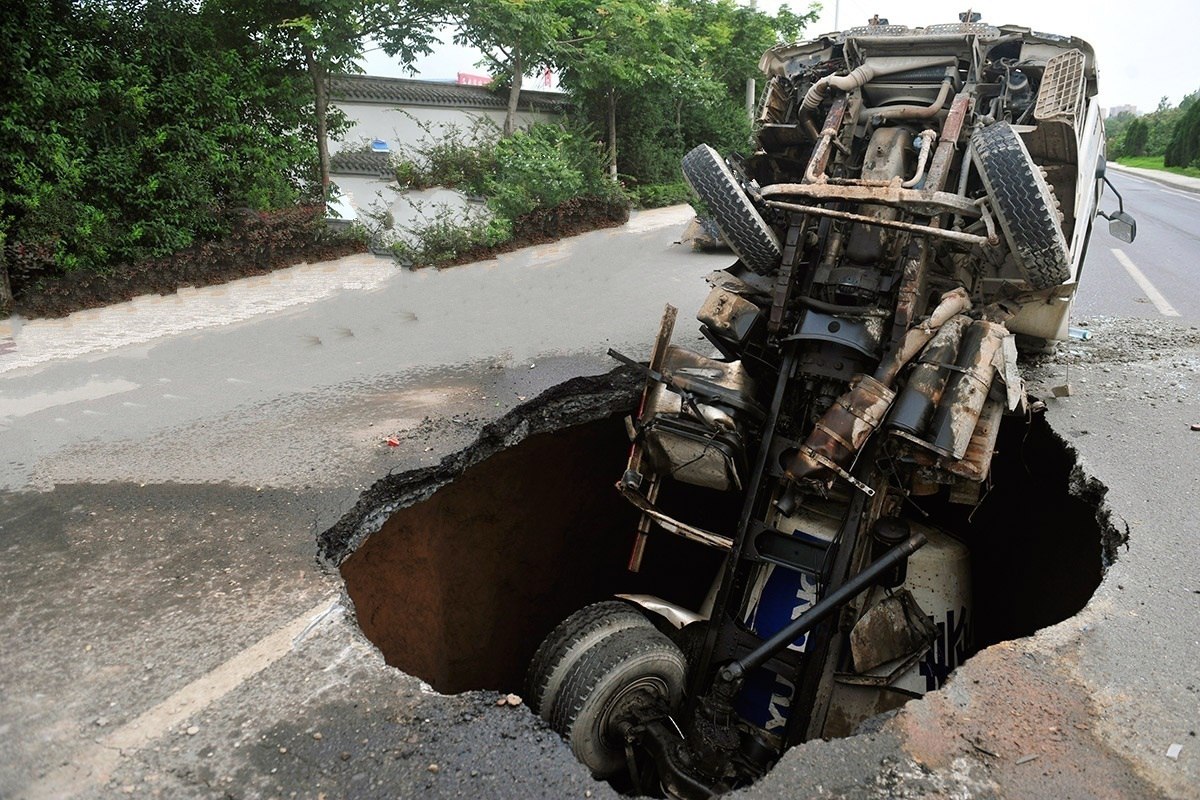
left=784, top=289, right=971, bottom=488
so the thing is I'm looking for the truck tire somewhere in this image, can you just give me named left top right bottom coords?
left=972, top=122, right=1071, bottom=289
left=524, top=601, right=652, bottom=721
left=549, top=625, right=687, bottom=778
left=682, top=144, right=782, bottom=274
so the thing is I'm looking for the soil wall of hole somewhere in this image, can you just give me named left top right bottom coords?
left=325, top=371, right=1121, bottom=701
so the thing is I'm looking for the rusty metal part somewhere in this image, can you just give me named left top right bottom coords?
left=888, top=314, right=972, bottom=437
left=626, top=305, right=677, bottom=572
left=926, top=320, right=1008, bottom=459
left=925, top=91, right=972, bottom=191
left=627, top=479, right=660, bottom=572
left=617, top=483, right=733, bottom=551
left=893, top=246, right=927, bottom=334
left=760, top=181, right=983, bottom=218
left=895, top=390, right=1005, bottom=486
left=945, top=395, right=1004, bottom=481
left=975, top=197, right=1001, bottom=246
left=845, top=126, right=911, bottom=265
left=923, top=287, right=972, bottom=330
left=800, top=447, right=877, bottom=496
left=784, top=374, right=895, bottom=486
left=874, top=288, right=972, bottom=386
left=862, top=127, right=912, bottom=182
left=764, top=200, right=993, bottom=248
left=864, top=79, right=954, bottom=121
left=697, top=285, right=762, bottom=343
left=849, top=589, right=937, bottom=673
left=803, top=97, right=848, bottom=183
left=902, top=130, right=939, bottom=188
left=770, top=217, right=806, bottom=333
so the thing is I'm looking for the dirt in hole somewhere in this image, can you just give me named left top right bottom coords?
left=339, top=416, right=734, bottom=693
left=324, top=371, right=1122, bottom=770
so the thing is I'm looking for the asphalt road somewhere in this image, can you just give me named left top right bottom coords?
left=1073, top=169, right=1200, bottom=321
left=0, top=191, right=1197, bottom=800
left=0, top=206, right=724, bottom=800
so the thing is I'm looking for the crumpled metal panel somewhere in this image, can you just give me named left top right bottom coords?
left=850, top=589, right=938, bottom=674
left=641, top=345, right=757, bottom=491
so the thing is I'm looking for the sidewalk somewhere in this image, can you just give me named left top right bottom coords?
left=1107, top=160, right=1200, bottom=193
left=0, top=205, right=696, bottom=378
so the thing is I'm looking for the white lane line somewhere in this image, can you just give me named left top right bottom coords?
left=1112, top=171, right=1200, bottom=203
left=1161, top=187, right=1200, bottom=204
left=1111, top=248, right=1181, bottom=317
left=24, top=598, right=340, bottom=800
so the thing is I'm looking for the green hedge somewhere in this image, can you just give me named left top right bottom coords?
left=1, top=1, right=314, bottom=285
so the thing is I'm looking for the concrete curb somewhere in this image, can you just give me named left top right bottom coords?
left=1107, top=161, right=1200, bottom=194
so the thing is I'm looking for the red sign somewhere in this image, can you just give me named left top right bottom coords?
left=456, top=72, right=492, bottom=86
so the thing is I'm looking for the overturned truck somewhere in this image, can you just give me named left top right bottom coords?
left=528, top=17, right=1135, bottom=797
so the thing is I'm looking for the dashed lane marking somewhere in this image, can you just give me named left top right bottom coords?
left=1111, top=247, right=1181, bottom=317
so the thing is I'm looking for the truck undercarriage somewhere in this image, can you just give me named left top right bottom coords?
left=526, top=16, right=1135, bottom=797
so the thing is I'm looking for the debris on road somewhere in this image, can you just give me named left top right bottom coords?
left=1166, top=743, right=1183, bottom=760
left=679, top=216, right=730, bottom=252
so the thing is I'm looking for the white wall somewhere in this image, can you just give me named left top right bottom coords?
left=333, top=102, right=561, bottom=155
left=331, top=175, right=487, bottom=250
left=328, top=98, right=562, bottom=239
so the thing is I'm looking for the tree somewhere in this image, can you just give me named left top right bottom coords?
left=0, top=0, right=316, bottom=294
left=450, top=0, right=571, bottom=136
left=555, top=0, right=815, bottom=184
left=222, top=0, right=450, bottom=197
left=557, top=0, right=685, bottom=179
left=1122, top=118, right=1149, bottom=157
left=1165, top=99, right=1200, bottom=167
left=1142, top=95, right=1183, bottom=157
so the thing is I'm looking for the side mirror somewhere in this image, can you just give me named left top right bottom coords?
left=1107, top=210, right=1136, bottom=243
left=1098, top=175, right=1136, bottom=242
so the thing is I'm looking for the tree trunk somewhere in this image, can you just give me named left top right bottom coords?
left=0, top=243, right=12, bottom=318
left=608, top=89, right=618, bottom=181
left=504, top=50, right=523, bottom=137
left=305, top=45, right=331, bottom=200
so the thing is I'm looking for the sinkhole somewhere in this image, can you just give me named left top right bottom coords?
left=319, top=366, right=1123, bottom=782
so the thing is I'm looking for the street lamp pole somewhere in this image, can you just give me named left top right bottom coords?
left=745, top=0, right=757, bottom=121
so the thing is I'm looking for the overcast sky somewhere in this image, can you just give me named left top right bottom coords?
left=361, top=1, right=1195, bottom=113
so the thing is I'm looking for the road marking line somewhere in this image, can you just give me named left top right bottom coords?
left=1161, top=187, right=1200, bottom=203
left=1113, top=171, right=1200, bottom=203
left=24, top=598, right=340, bottom=800
left=1111, top=248, right=1180, bottom=317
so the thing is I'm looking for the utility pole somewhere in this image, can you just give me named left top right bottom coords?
left=745, top=0, right=757, bottom=121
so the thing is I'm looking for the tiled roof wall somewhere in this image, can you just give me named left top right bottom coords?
left=329, top=75, right=568, bottom=113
